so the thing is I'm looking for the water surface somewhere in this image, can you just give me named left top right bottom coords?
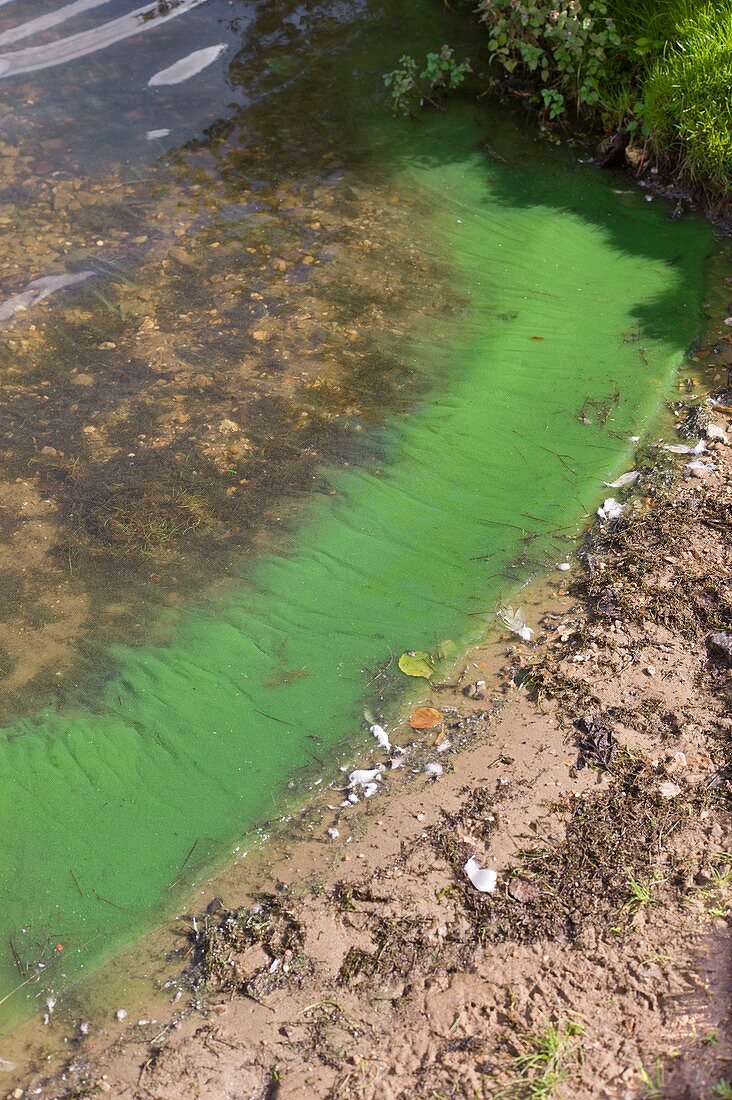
left=0, top=0, right=713, bottom=1029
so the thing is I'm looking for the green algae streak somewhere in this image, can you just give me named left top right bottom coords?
left=0, top=93, right=712, bottom=1037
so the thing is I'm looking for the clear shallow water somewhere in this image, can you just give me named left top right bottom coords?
left=0, top=0, right=714, bottom=1030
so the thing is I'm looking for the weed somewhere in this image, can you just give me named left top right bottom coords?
left=189, top=897, right=307, bottom=1000
left=477, top=0, right=621, bottom=121
left=642, top=5, right=732, bottom=193
left=697, top=851, right=732, bottom=919
left=432, top=754, right=706, bottom=944
left=638, top=1058, right=665, bottom=1099
left=498, top=1018, right=585, bottom=1099
left=622, top=870, right=665, bottom=923
left=384, top=46, right=471, bottom=115
left=713, top=1082, right=732, bottom=1099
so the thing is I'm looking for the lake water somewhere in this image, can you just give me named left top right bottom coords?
left=0, top=0, right=715, bottom=1031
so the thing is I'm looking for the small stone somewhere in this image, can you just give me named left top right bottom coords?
left=212, top=1004, right=227, bottom=1016
left=251, top=330, right=267, bottom=341
left=708, top=632, right=732, bottom=662
left=169, top=247, right=195, bottom=268
left=115, top=1009, right=128, bottom=1021
left=644, top=665, right=656, bottom=677
left=508, top=878, right=539, bottom=904
left=668, top=751, right=687, bottom=773
left=659, top=781, right=681, bottom=799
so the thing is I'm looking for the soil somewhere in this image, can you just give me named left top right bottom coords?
left=5, top=363, right=731, bottom=1097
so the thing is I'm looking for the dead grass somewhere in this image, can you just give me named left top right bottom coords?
left=189, top=897, right=308, bottom=1001
left=431, top=753, right=715, bottom=945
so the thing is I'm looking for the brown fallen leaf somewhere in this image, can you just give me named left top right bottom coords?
left=409, top=707, right=444, bottom=730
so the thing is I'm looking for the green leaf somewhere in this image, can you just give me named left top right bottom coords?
left=398, top=651, right=435, bottom=679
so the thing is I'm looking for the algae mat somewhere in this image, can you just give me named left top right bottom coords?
left=0, top=85, right=712, bottom=1037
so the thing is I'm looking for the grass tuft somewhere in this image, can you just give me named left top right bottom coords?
left=498, top=1018, right=585, bottom=1099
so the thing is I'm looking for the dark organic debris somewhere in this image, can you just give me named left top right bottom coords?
left=432, top=755, right=711, bottom=944
left=189, top=897, right=306, bottom=1001
left=574, top=713, right=615, bottom=770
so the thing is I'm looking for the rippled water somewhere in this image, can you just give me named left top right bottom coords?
left=0, top=0, right=715, bottom=1030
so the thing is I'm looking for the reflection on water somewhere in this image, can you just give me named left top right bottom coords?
left=0, top=0, right=717, bottom=1034
left=0, top=0, right=211, bottom=79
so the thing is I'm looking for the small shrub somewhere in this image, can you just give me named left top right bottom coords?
left=476, top=0, right=621, bottom=120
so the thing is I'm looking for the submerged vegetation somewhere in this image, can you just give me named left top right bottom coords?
left=386, top=0, right=732, bottom=202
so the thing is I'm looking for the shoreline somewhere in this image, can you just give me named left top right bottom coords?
left=8, top=351, right=731, bottom=1096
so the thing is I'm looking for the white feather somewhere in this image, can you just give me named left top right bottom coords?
left=597, top=497, right=625, bottom=521
left=464, top=858, right=498, bottom=893
left=497, top=606, right=534, bottom=641
left=370, top=724, right=390, bottom=752
left=603, top=470, right=638, bottom=489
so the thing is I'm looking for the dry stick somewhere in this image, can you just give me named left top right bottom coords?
left=8, top=937, right=24, bottom=977
left=92, top=888, right=129, bottom=912
left=512, top=429, right=578, bottom=475
left=0, top=971, right=40, bottom=1008
left=168, top=838, right=199, bottom=890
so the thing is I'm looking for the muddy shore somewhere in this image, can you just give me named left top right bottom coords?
left=6, top=340, right=731, bottom=1097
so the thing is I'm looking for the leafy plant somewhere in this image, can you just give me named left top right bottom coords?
left=476, top=0, right=621, bottom=121
left=384, top=45, right=471, bottom=115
